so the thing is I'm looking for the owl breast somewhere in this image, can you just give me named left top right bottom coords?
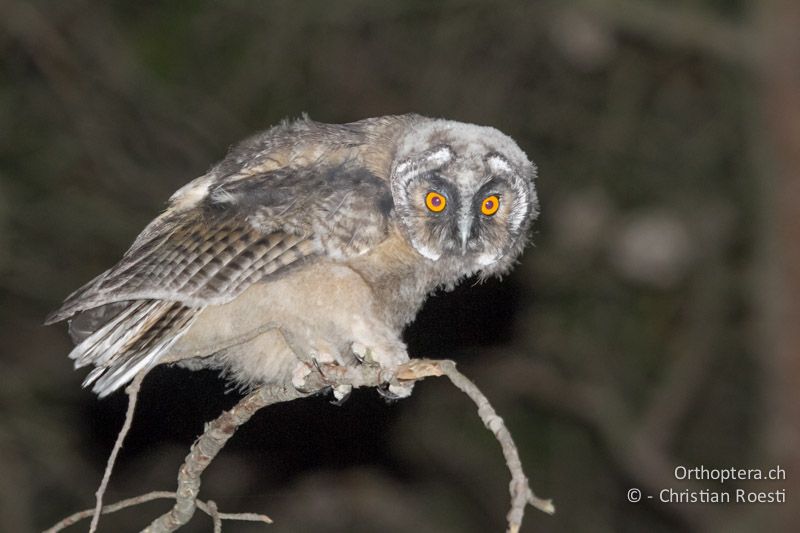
left=166, top=247, right=425, bottom=388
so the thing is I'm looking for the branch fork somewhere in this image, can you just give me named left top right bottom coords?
left=46, top=358, right=553, bottom=533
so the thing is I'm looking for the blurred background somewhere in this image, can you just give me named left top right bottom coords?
left=1, top=0, right=798, bottom=532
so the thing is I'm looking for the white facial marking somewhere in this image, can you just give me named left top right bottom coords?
left=427, top=146, right=453, bottom=167
left=411, top=236, right=441, bottom=261
left=394, top=160, right=411, bottom=175
left=508, top=183, right=530, bottom=232
left=394, top=146, right=453, bottom=181
left=487, top=154, right=513, bottom=174
left=477, top=252, right=499, bottom=266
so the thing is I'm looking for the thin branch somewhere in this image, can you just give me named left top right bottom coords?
left=43, top=491, right=272, bottom=533
left=89, top=370, right=146, bottom=533
left=48, top=358, right=550, bottom=533
left=193, top=501, right=271, bottom=527
left=205, top=500, right=221, bottom=533
left=491, top=355, right=720, bottom=531
left=432, top=360, right=554, bottom=532
left=46, top=491, right=176, bottom=533
left=141, top=384, right=308, bottom=533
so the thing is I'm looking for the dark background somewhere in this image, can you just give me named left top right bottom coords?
left=2, top=1, right=799, bottom=532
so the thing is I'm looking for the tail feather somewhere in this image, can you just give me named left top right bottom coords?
left=67, top=300, right=199, bottom=397
left=68, top=301, right=159, bottom=368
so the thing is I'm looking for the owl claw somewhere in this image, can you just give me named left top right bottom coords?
left=291, top=360, right=347, bottom=395
left=330, top=384, right=352, bottom=405
left=349, top=340, right=409, bottom=368
left=310, top=355, right=325, bottom=376
left=349, top=342, right=371, bottom=364
left=388, top=381, right=414, bottom=398
left=292, top=347, right=340, bottom=390
left=348, top=339, right=413, bottom=398
left=377, top=381, right=414, bottom=401
left=377, top=382, right=398, bottom=401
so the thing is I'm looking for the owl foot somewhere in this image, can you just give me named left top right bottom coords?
left=349, top=340, right=408, bottom=368
left=385, top=381, right=414, bottom=398
left=289, top=339, right=349, bottom=385
left=349, top=342, right=371, bottom=364
left=290, top=360, right=353, bottom=401
left=377, top=382, right=396, bottom=401
left=349, top=341, right=414, bottom=399
left=291, top=338, right=358, bottom=399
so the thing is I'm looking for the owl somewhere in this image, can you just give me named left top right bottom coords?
left=46, top=114, right=539, bottom=399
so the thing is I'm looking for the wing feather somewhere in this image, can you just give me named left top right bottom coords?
left=77, top=301, right=198, bottom=396
left=48, top=155, right=394, bottom=396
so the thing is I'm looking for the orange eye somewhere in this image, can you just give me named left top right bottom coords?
left=481, top=195, right=500, bottom=216
left=425, top=191, right=447, bottom=212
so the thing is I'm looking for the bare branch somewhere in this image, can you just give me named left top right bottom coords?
left=43, top=491, right=272, bottom=533
left=48, top=358, right=550, bottom=533
left=432, top=359, right=554, bottom=532
left=193, top=502, right=271, bottom=528
left=142, top=384, right=308, bottom=532
left=89, top=371, right=146, bottom=533
left=490, top=355, right=720, bottom=530
left=46, top=491, right=176, bottom=533
left=205, top=500, right=221, bottom=533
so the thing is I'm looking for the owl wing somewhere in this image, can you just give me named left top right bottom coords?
left=47, top=162, right=394, bottom=396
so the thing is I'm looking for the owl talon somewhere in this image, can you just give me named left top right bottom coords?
left=388, top=381, right=414, bottom=399
left=376, top=381, right=413, bottom=401
left=291, top=360, right=341, bottom=393
left=377, top=382, right=398, bottom=402
left=310, top=355, right=325, bottom=377
left=350, top=342, right=374, bottom=365
left=330, top=384, right=353, bottom=405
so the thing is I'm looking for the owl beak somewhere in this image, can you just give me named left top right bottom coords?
left=459, top=219, right=472, bottom=255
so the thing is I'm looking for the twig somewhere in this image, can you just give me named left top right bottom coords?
left=431, top=360, right=555, bottom=533
left=490, top=355, right=719, bottom=530
left=142, top=384, right=308, bottom=532
left=46, top=491, right=175, bottom=533
left=43, top=491, right=272, bottom=533
left=205, top=500, right=221, bottom=533
left=47, top=358, right=551, bottom=533
left=193, top=501, right=272, bottom=527
left=89, top=370, right=146, bottom=533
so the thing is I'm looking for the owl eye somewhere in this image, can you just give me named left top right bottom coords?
left=425, top=191, right=447, bottom=212
left=481, top=195, right=500, bottom=216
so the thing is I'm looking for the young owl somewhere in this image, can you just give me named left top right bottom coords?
left=46, top=114, right=539, bottom=398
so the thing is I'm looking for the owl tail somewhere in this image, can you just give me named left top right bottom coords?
left=67, top=300, right=198, bottom=397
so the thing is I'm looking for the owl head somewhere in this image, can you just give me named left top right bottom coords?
left=390, top=118, right=538, bottom=277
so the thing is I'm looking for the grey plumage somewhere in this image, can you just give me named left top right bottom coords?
left=46, top=114, right=539, bottom=397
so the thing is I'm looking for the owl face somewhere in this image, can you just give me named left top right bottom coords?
left=390, top=121, right=538, bottom=274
